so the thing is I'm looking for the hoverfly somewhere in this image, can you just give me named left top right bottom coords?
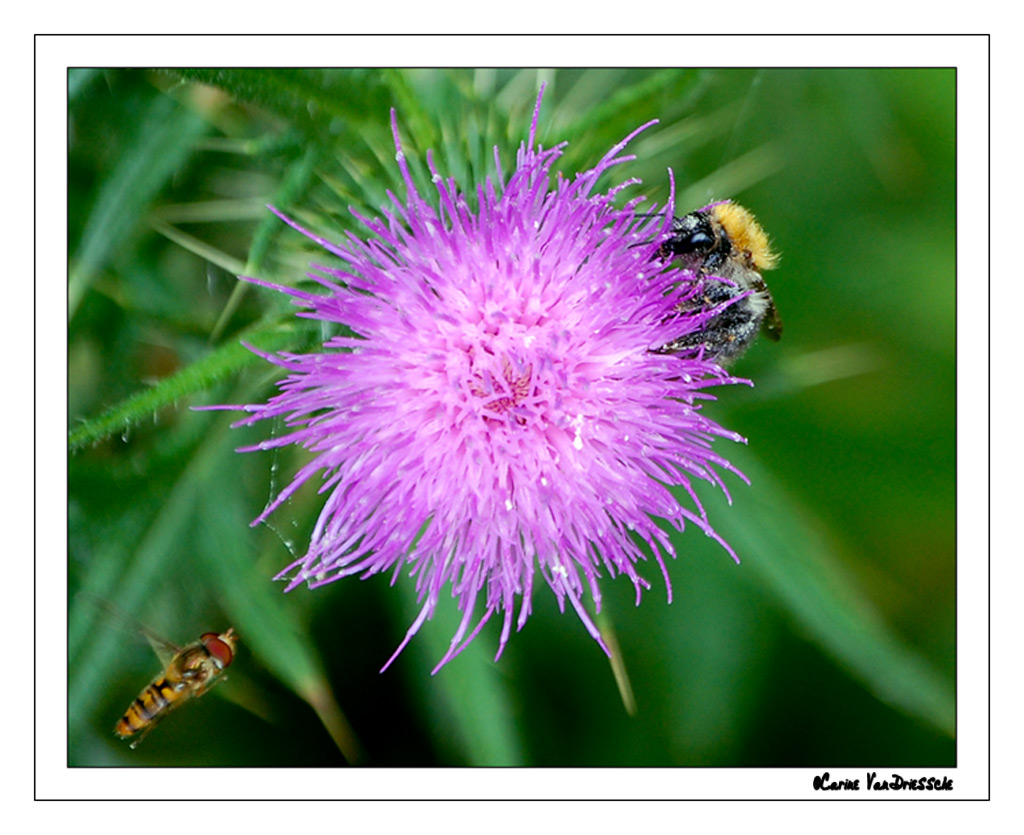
left=113, top=624, right=238, bottom=749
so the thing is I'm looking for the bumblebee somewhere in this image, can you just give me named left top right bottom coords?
left=653, top=201, right=780, bottom=363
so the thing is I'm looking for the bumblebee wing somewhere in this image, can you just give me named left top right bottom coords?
left=761, top=301, right=783, bottom=341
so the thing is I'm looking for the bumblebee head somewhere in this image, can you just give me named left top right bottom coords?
left=659, top=211, right=725, bottom=271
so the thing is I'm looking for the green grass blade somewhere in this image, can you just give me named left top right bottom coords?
left=399, top=585, right=525, bottom=766
left=699, top=449, right=954, bottom=736
left=163, top=69, right=390, bottom=141
left=68, top=417, right=237, bottom=742
left=210, top=144, right=323, bottom=342
left=68, top=322, right=312, bottom=452
left=192, top=457, right=363, bottom=763
left=69, top=95, right=207, bottom=318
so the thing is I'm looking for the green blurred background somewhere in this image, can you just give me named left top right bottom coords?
left=68, top=68, right=954, bottom=767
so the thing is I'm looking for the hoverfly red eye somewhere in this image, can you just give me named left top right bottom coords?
left=201, top=631, right=236, bottom=668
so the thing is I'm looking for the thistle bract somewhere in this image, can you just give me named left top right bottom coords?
left=222, top=92, right=749, bottom=672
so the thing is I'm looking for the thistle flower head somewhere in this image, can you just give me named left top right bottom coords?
left=223, top=91, right=749, bottom=672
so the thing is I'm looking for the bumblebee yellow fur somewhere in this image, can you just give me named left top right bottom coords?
left=708, top=202, right=779, bottom=272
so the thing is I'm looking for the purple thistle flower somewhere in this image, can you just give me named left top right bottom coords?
left=219, top=91, right=750, bottom=672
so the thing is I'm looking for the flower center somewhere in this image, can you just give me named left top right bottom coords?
left=464, top=346, right=534, bottom=425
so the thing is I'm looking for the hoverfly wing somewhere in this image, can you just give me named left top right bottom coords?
left=77, top=591, right=183, bottom=664
left=140, top=626, right=184, bottom=668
